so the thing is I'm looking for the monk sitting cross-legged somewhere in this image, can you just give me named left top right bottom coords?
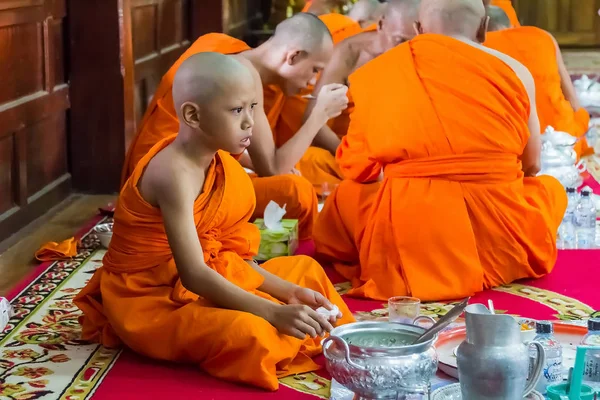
left=484, top=6, right=591, bottom=157
left=74, top=53, right=354, bottom=391
left=121, top=13, right=349, bottom=240
left=314, top=0, right=567, bottom=302
left=292, top=0, right=421, bottom=193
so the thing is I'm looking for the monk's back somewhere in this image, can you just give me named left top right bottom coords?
left=353, top=34, right=530, bottom=163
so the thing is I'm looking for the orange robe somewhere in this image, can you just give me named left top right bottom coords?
left=75, top=136, right=354, bottom=391
left=314, top=34, right=567, bottom=302
left=302, top=1, right=312, bottom=12
left=485, top=27, right=591, bottom=156
left=276, top=14, right=361, bottom=193
left=491, top=0, right=520, bottom=27
left=121, top=33, right=318, bottom=239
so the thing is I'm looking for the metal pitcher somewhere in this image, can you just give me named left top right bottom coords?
left=456, top=304, right=545, bottom=399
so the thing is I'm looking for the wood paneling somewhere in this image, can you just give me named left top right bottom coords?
left=0, top=0, right=70, bottom=242
left=514, top=0, right=600, bottom=46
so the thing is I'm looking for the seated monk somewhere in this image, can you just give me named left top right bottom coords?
left=347, top=0, right=388, bottom=28
left=489, top=0, right=519, bottom=27
left=314, top=0, right=567, bottom=302
left=302, top=0, right=349, bottom=14
left=74, top=53, right=354, bottom=391
left=484, top=6, right=591, bottom=157
left=290, top=0, right=421, bottom=193
left=121, top=13, right=349, bottom=240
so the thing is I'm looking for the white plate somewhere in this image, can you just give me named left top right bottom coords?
left=431, top=383, right=543, bottom=400
left=436, top=323, right=587, bottom=379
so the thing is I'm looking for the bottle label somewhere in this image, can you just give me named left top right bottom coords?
left=583, top=355, right=600, bottom=382
left=543, top=358, right=563, bottom=383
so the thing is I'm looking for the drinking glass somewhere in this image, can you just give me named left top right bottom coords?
left=388, top=296, right=421, bottom=324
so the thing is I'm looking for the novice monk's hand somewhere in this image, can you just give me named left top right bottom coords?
left=313, top=83, right=349, bottom=123
left=288, top=287, right=342, bottom=322
left=268, top=304, right=334, bottom=340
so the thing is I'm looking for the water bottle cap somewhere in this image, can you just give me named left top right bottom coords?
left=588, top=318, right=600, bottom=331
left=581, top=191, right=591, bottom=197
left=536, top=320, right=553, bottom=334
left=566, top=187, right=576, bottom=193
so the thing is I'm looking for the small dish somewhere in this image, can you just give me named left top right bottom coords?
left=431, top=383, right=543, bottom=400
left=94, top=223, right=113, bottom=249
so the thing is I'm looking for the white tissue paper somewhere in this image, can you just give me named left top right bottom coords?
left=316, top=304, right=340, bottom=319
left=263, top=200, right=287, bottom=230
left=0, top=297, right=13, bottom=333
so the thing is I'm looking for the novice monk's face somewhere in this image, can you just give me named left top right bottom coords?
left=196, top=78, right=257, bottom=154
left=279, top=41, right=333, bottom=95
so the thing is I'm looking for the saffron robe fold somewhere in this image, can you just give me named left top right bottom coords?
left=485, top=27, right=591, bottom=156
left=120, top=33, right=318, bottom=239
left=315, top=34, right=567, bottom=302
left=75, top=136, right=354, bottom=391
left=491, top=0, right=520, bottom=27
left=276, top=14, right=361, bottom=193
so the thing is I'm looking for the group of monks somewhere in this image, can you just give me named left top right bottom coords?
left=74, top=0, right=591, bottom=391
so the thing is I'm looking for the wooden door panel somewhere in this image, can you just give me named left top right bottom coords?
left=0, top=136, right=15, bottom=215
left=26, top=114, right=68, bottom=196
left=514, top=0, right=600, bottom=46
left=0, top=0, right=70, bottom=241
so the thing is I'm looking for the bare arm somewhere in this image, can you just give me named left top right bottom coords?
left=246, top=259, right=296, bottom=303
left=151, top=168, right=278, bottom=318
left=551, top=33, right=582, bottom=111
left=247, top=71, right=348, bottom=176
left=519, top=65, right=542, bottom=176
left=304, top=43, right=356, bottom=155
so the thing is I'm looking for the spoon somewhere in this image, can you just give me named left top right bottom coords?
left=412, top=297, right=470, bottom=345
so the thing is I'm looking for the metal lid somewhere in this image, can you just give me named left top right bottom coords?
left=536, top=321, right=554, bottom=334
left=588, top=318, right=600, bottom=331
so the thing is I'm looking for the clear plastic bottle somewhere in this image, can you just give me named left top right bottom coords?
left=581, top=318, right=600, bottom=388
left=529, top=321, right=563, bottom=394
left=558, top=187, right=578, bottom=249
left=574, top=189, right=597, bottom=249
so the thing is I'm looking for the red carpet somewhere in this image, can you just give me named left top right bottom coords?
left=2, top=211, right=599, bottom=399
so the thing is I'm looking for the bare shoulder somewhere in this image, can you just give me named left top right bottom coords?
left=138, top=146, right=201, bottom=208
left=470, top=40, right=534, bottom=90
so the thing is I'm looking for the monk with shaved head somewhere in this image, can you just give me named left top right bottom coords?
left=348, top=0, right=388, bottom=28
left=314, top=0, right=567, bottom=301
left=281, top=0, right=420, bottom=193
left=76, top=52, right=353, bottom=391
left=122, top=13, right=349, bottom=241
left=485, top=5, right=591, bottom=156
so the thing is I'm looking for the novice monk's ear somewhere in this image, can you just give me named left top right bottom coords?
left=413, top=20, right=423, bottom=36
left=181, top=102, right=201, bottom=128
left=287, top=50, right=308, bottom=66
left=476, top=16, right=490, bottom=43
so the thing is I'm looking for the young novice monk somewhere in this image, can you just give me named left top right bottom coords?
left=74, top=52, right=354, bottom=391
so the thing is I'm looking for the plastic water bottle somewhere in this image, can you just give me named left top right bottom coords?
left=574, top=189, right=597, bottom=249
left=558, top=187, right=578, bottom=249
left=581, top=318, right=600, bottom=389
left=529, top=321, right=563, bottom=394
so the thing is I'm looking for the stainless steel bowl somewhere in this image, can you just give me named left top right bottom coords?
left=322, top=321, right=438, bottom=400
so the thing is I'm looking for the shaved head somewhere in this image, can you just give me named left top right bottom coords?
left=386, top=0, right=421, bottom=21
left=272, top=12, right=333, bottom=52
left=486, top=5, right=511, bottom=31
left=348, top=0, right=386, bottom=27
left=172, top=52, right=254, bottom=114
left=377, top=0, right=421, bottom=49
left=416, top=0, right=488, bottom=41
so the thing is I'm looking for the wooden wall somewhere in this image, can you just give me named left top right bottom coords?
left=0, top=0, right=263, bottom=241
left=514, top=0, right=600, bottom=46
left=0, top=0, right=71, bottom=242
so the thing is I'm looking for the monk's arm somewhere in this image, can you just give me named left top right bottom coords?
left=521, top=67, right=542, bottom=177
left=248, top=76, right=347, bottom=176
left=155, top=174, right=277, bottom=318
left=551, top=34, right=582, bottom=111
left=303, top=44, right=354, bottom=155
left=245, top=260, right=296, bottom=303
